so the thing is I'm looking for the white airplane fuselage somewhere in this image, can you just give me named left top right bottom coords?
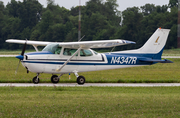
left=21, top=49, right=153, bottom=74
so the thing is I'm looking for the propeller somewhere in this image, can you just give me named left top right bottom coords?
left=15, top=39, right=27, bottom=74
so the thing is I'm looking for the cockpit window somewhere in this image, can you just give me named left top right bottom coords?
left=55, top=47, right=62, bottom=54
left=80, top=49, right=93, bottom=56
left=42, top=43, right=59, bottom=54
left=63, top=48, right=78, bottom=56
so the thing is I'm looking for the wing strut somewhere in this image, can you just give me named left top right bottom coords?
left=56, top=47, right=82, bottom=72
left=32, top=45, right=39, bottom=52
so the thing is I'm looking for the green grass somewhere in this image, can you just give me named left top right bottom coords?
left=0, top=57, right=179, bottom=83
left=0, top=50, right=36, bottom=55
left=162, top=49, right=180, bottom=56
left=0, top=86, right=180, bottom=117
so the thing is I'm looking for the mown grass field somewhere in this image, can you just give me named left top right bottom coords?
left=0, top=57, right=179, bottom=83
left=0, top=86, right=180, bottom=117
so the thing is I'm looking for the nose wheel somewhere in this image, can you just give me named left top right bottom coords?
left=33, top=76, right=39, bottom=84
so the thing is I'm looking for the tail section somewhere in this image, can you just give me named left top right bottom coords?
left=117, top=28, right=170, bottom=60
left=139, top=28, right=170, bottom=54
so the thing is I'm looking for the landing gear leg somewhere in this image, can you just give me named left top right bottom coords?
left=33, top=73, right=40, bottom=84
left=74, top=71, right=85, bottom=85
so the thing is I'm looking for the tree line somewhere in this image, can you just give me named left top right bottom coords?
left=0, top=0, right=178, bottom=50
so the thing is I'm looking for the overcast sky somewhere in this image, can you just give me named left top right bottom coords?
left=1, top=0, right=170, bottom=11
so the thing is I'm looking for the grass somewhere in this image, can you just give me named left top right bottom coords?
left=0, top=57, right=179, bottom=83
left=0, top=86, right=180, bottom=117
left=163, top=49, right=180, bottom=56
left=0, top=50, right=34, bottom=55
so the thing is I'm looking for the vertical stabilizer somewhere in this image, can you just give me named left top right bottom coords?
left=139, top=28, right=170, bottom=53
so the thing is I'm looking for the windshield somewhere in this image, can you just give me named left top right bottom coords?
left=42, top=43, right=59, bottom=54
left=80, top=49, right=93, bottom=56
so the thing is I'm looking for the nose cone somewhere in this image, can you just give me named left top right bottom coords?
left=16, top=55, right=24, bottom=60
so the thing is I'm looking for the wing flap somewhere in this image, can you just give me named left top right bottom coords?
left=59, top=39, right=135, bottom=48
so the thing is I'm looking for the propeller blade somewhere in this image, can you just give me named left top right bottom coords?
left=21, top=39, right=27, bottom=56
left=15, top=60, right=21, bottom=75
left=16, top=39, right=27, bottom=75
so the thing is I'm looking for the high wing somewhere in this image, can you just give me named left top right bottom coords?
left=6, top=39, right=135, bottom=49
left=59, top=39, right=135, bottom=48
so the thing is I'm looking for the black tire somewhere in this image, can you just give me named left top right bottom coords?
left=51, top=75, right=59, bottom=84
left=77, top=76, right=85, bottom=85
left=33, top=76, right=39, bottom=84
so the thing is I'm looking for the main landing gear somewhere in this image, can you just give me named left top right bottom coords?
left=32, top=72, right=86, bottom=85
left=74, top=71, right=86, bottom=85
left=77, top=76, right=86, bottom=85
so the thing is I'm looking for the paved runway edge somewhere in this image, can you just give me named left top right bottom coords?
left=1, top=83, right=180, bottom=87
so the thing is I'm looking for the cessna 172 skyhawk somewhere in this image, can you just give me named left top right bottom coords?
left=6, top=28, right=172, bottom=84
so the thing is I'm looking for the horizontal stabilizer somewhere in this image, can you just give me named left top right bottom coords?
left=139, top=58, right=173, bottom=63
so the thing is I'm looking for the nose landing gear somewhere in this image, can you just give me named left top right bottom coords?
left=33, top=74, right=40, bottom=84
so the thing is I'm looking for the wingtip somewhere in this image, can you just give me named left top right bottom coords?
left=125, top=40, right=136, bottom=44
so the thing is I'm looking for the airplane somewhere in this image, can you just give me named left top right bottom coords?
left=6, top=28, right=172, bottom=84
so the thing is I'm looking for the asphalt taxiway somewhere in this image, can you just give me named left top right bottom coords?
left=0, top=83, right=180, bottom=87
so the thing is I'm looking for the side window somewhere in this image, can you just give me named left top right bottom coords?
left=63, top=48, right=78, bottom=56
left=80, top=49, right=93, bottom=56
left=55, top=47, right=62, bottom=54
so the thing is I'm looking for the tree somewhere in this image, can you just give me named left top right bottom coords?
left=0, top=1, right=5, bottom=49
left=141, top=4, right=156, bottom=16
left=0, top=0, right=178, bottom=50
left=168, top=0, right=178, bottom=8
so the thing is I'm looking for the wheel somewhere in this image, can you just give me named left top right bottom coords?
left=77, top=76, right=85, bottom=85
left=51, top=75, right=59, bottom=84
left=33, top=76, right=39, bottom=84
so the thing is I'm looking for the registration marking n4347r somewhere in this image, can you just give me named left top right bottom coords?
left=111, top=57, right=137, bottom=64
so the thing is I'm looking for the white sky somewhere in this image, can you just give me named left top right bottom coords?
left=1, top=0, right=170, bottom=11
